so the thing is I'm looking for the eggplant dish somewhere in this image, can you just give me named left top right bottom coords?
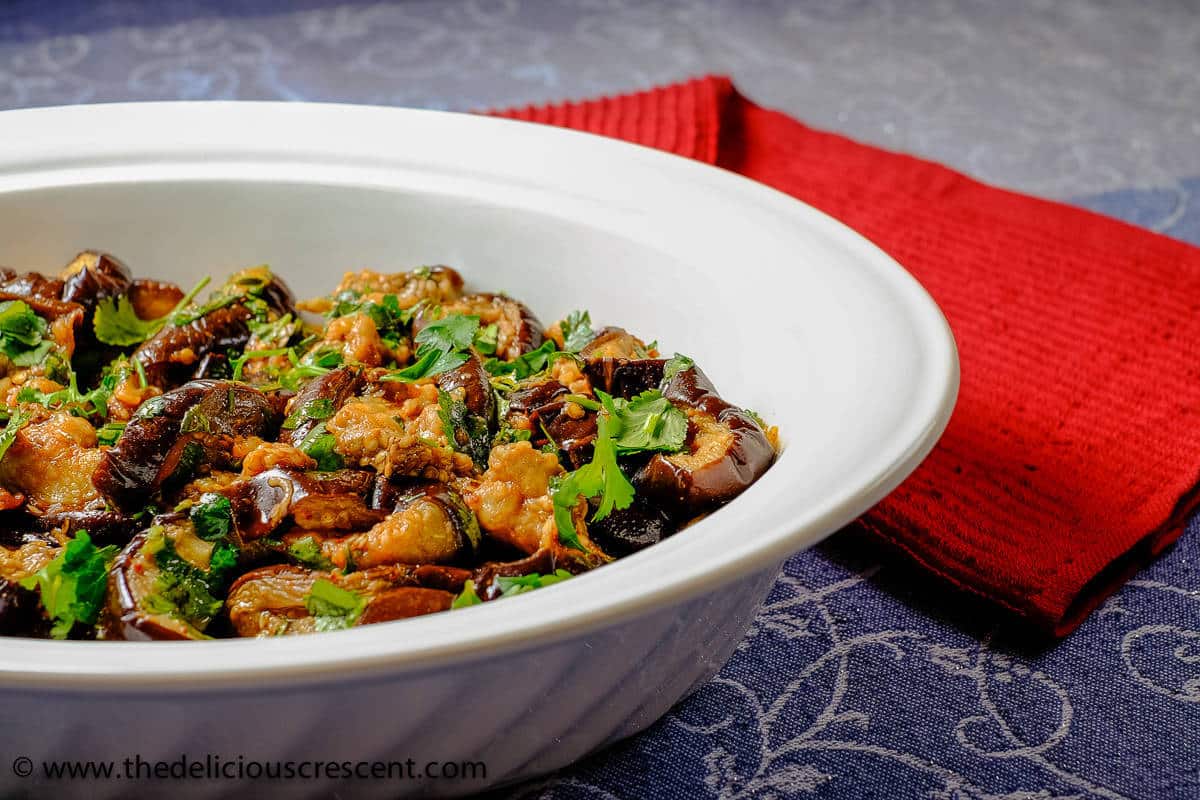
left=0, top=253, right=777, bottom=640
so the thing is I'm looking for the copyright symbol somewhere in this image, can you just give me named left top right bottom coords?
left=11, top=756, right=32, bottom=778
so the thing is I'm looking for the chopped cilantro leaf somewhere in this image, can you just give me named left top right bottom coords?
left=561, top=310, right=595, bottom=352
left=298, top=421, right=345, bottom=471
left=190, top=493, right=233, bottom=542
left=282, top=398, right=336, bottom=430
left=598, top=389, right=688, bottom=455
left=20, top=531, right=119, bottom=639
left=549, top=416, right=634, bottom=551
left=662, top=353, right=695, bottom=382
left=287, top=536, right=334, bottom=570
left=146, top=533, right=226, bottom=628
left=382, top=312, right=479, bottom=383
left=437, top=390, right=491, bottom=469
left=415, top=313, right=479, bottom=353
left=473, top=323, right=499, bottom=356
left=95, top=421, right=126, bottom=447
left=495, top=569, right=573, bottom=597
left=0, top=300, right=53, bottom=366
left=304, top=579, right=366, bottom=631
left=483, top=339, right=561, bottom=380
left=451, top=580, right=483, bottom=609
left=17, top=360, right=113, bottom=421
left=0, top=407, right=33, bottom=463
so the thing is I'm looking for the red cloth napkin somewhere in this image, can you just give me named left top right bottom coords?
left=494, top=76, right=1200, bottom=636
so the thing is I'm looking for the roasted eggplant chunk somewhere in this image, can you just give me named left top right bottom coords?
left=502, top=378, right=596, bottom=468
left=133, top=304, right=253, bottom=387
left=634, top=365, right=774, bottom=514
left=92, top=380, right=278, bottom=509
left=127, top=278, right=185, bottom=320
left=0, top=578, right=50, bottom=637
left=222, top=468, right=383, bottom=542
left=226, top=563, right=467, bottom=637
left=289, top=480, right=481, bottom=570
left=587, top=498, right=676, bottom=557
left=59, top=250, right=132, bottom=309
left=436, top=353, right=494, bottom=419
left=584, top=358, right=665, bottom=399
left=579, top=326, right=649, bottom=361
left=35, top=509, right=138, bottom=547
left=279, top=366, right=365, bottom=448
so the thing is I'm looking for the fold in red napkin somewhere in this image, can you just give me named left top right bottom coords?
left=495, top=76, right=1200, bottom=635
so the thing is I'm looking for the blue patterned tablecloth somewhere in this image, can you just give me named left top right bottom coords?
left=2, top=2, right=1198, bottom=798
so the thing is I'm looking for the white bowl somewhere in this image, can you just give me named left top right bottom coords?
left=0, top=103, right=957, bottom=798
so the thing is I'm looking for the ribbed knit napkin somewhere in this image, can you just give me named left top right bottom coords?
left=494, top=76, right=1200, bottom=635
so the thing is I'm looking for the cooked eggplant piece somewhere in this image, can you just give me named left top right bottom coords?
left=59, top=251, right=132, bottom=309
left=92, top=380, right=278, bottom=510
left=222, top=468, right=383, bottom=542
left=222, top=265, right=297, bottom=318
left=0, top=578, right=49, bottom=637
left=293, top=480, right=481, bottom=570
left=416, top=292, right=544, bottom=361
left=436, top=353, right=494, bottom=419
left=0, top=270, right=66, bottom=305
left=502, top=378, right=596, bottom=468
left=107, top=518, right=231, bottom=641
left=127, top=278, right=185, bottom=320
left=225, top=563, right=465, bottom=637
left=633, top=365, right=774, bottom=514
left=35, top=508, right=137, bottom=547
left=587, top=499, right=676, bottom=557
left=579, top=326, right=650, bottom=361
left=279, top=366, right=364, bottom=448
left=584, top=357, right=665, bottom=399
left=133, top=303, right=253, bottom=387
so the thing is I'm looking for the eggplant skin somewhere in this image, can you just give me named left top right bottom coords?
left=634, top=365, right=774, bottom=514
left=587, top=499, right=676, bottom=557
left=584, top=357, right=665, bottom=399
left=92, top=380, right=278, bottom=510
left=35, top=509, right=137, bottom=547
left=133, top=304, right=253, bottom=388
left=59, top=251, right=133, bottom=309
left=222, top=468, right=383, bottom=542
left=435, top=354, right=494, bottom=419
left=279, top=366, right=364, bottom=448
left=225, top=563, right=468, bottom=636
left=0, top=578, right=50, bottom=637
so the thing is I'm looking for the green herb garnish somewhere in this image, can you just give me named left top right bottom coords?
left=598, top=390, right=688, bottom=455
left=382, top=312, right=480, bottom=383
left=0, top=407, right=32, bottom=462
left=483, top=339, right=561, bottom=380
left=495, top=569, right=573, bottom=596
left=20, top=530, right=118, bottom=639
left=437, top=390, right=491, bottom=469
left=287, top=536, right=334, bottom=570
left=451, top=580, right=483, bottom=609
left=0, top=300, right=53, bottom=366
left=662, top=353, right=694, bottom=382
left=190, top=493, right=234, bottom=542
left=282, top=398, right=336, bottom=431
left=561, top=310, right=595, bottom=352
left=304, top=579, right=366, bottom=631
left=298, top=421, right=344, bottom=471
